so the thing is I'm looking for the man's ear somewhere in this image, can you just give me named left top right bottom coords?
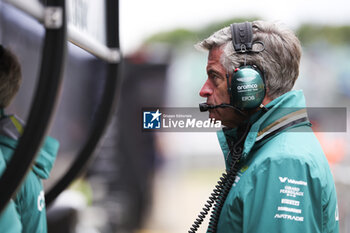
left=262, top=96, right=272, bottom=106
left=262, top=86, right=271, bottom=106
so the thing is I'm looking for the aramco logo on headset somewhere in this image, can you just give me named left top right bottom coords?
left=142, top=108, right=222, bottom=132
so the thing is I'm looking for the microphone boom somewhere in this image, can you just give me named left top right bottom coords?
left=199, top=103, right=246, bottom=116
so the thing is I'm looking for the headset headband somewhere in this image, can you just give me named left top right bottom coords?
left=230, top=22, right=253, bottom=53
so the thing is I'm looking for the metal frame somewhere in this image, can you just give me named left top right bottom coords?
left=5, top=0, right=121, bottom=63
left=0, top=0, right=66, bottom=213
left=3, top=0, right=44, bottom=21
left=45, top=0, right=122, bottom=205
left=2, top=0, right=122, bottom=208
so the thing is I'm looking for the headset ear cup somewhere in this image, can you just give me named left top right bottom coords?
left=231, top=66, right=265, bottom=110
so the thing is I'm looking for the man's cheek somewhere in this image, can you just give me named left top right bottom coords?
left=209, top=110, right=220, bottom=120
left=209, top=111, right=216, bottom=119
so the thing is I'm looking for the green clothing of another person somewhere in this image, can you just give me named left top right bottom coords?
left=0, top=111, right=59, bottom=233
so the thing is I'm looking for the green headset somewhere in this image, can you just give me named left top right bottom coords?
left=228, top=22, right=266, bottom=110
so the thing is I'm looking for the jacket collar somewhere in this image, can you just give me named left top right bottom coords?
left=0, top=111, right=24, bottom=140
left=217, top=90, right=311, bottom=166
left=0, top=110, right=59, bottom=179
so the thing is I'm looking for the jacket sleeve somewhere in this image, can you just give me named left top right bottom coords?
left=0, top=154, right=22, bottom=233
left=15, top=171, right=47, bottom=233
left=0, top=200, right=22, bottom=233
left=240, top=156, right=339, bottom=233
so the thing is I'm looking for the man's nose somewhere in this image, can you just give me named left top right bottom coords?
left=199, top=80, right=213, bottom=97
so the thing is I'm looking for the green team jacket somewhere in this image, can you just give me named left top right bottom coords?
left=0, top=155, right=22, bottom=233
left=215, top=90, right=339, bottom=233
left=0, top=113, right=59, bottom=233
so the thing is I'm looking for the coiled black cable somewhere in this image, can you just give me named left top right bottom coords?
left=189, top=124, right=251, bottom=233
left=207, top=146, right=242, bottom=232
left=188, top=170, right=230, bottom=233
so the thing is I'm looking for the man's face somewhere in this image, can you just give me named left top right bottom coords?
left=199, top=46, right=244, bottom=128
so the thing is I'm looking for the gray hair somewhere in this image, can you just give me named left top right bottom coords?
left=0, top=46, right=22, bottom=108
left=195, top=20, right=302, bottom=99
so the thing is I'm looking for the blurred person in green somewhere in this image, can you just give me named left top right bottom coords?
left=191, top=21, right=339, bottom=233
left=0, top=45, right=59, bottom=233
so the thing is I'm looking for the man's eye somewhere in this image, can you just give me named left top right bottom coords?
left=210, top=74, right=218, bottom=80
left=210, top=74, right=222, bottom=86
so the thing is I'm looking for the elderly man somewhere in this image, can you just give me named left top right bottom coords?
left=190, top=21, right=339, bottom=233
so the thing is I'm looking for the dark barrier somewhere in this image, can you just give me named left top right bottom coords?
left=45, top=0, right=122, bottom=206
left=0, top=0, right=66, bottom=213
